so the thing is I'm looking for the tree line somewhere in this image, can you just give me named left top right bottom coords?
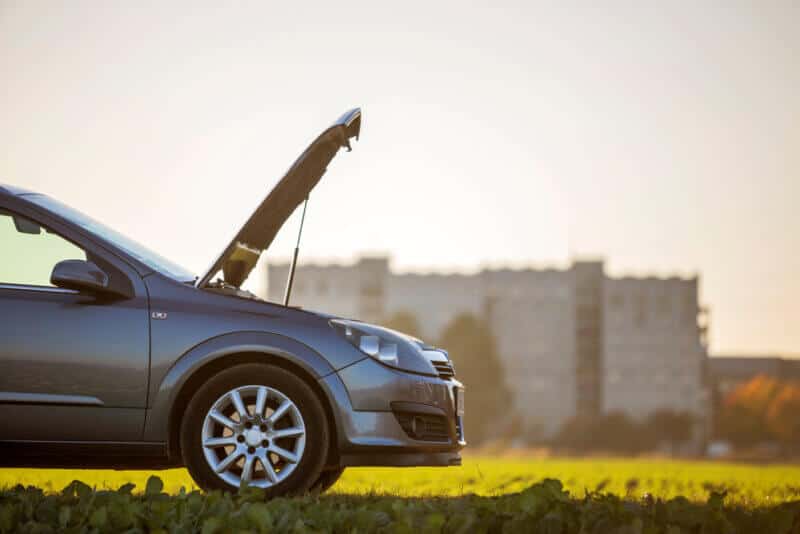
left=714, top=374, right=800, bottom=452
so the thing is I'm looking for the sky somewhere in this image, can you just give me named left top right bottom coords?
left=1, top=1, right=797, bottom=356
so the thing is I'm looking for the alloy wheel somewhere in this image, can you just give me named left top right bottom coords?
left=201, top=385, right=306, bottom=488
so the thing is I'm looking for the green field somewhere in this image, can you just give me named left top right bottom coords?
left=2, top=457, right=799, bottom=532
left=3, top=456, right=799, bottom=503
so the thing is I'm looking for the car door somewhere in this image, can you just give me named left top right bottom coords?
left=0, top=204, right=150, bottom=442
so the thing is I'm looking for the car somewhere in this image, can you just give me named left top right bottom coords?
left=0, top=108, right=465, bottom=495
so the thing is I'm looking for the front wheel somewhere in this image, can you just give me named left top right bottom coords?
left=311, top=467, right=345, bottom=493
left=180, top=363, right=329, bottom=496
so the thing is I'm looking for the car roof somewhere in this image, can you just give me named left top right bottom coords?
left=0, top=183, right=38, bottom=197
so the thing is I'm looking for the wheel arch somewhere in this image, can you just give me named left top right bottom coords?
left=143, top=332, right=339, bottom=464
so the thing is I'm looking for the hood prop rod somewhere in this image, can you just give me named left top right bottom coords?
left=283, top=196, right=309, bottom=306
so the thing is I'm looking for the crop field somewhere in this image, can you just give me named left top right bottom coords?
left=2, top=456, right=800, bottom=532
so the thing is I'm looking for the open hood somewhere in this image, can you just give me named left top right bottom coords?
left=197, top=108, right=361, bottom=288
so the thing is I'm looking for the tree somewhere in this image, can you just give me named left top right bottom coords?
left=553, top=412, right=657, bottom=455
left=715, top=375, right=783, bottom=447
left=732, top=375, right=783, bottom=415
left=552, top=415, right=597, bottom=452
left=437, top=313, right=511, bottom=444
left=381, top=310, right=423, bottom=339
left=646, top=410, right=693, bottom=444
left=598, top=412, right=655, bottom=454
left=765, top=383, right=800, bottom=450
left=643, top=410, right=694, bottom=454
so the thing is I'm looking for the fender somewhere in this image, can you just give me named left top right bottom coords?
left=142, top=330, right=336, bottom=442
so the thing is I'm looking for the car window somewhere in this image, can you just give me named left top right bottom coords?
left=24, top=194, right=196, bottom=283
left=0, top=210, right=87, bottom=287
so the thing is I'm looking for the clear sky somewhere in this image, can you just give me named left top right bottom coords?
left=1, top=1, right=797, bottom=355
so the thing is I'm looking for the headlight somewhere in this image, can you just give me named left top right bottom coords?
left=330, top=319, right=400, bottom=366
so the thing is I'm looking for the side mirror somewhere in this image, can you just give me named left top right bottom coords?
left=51, top=260, right=110, bottom=294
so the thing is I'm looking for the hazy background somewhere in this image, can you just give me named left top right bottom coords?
left=1, top=1, right=797, bottom=355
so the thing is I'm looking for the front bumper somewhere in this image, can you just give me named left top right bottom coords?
left=340, top=450, right=462, bottom=468
left=319, top=357, right=465, bottom=467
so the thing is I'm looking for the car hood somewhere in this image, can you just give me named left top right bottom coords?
left=197, top=108, right=361, bottom=288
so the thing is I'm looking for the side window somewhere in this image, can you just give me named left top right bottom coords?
left=0, top=210, right=87, bottom=287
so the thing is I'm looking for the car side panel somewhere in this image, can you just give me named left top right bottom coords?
left=0, top=288, right=150, bottom=409
left=0, top=407, right=145, bottom=441
left=0, top=197, right=150, bottom=442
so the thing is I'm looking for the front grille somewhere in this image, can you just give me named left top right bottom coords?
left=432, top=360, right=455, bottom=379
left=395, top=413, right=450, bottom=442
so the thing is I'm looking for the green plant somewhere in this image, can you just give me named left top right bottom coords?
left=1, top=476, right=798, bottom=533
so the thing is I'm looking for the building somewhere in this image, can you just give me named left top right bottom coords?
left=602, top=276, right=710, bottom=446
left=267, top=256, right=710, bottom=441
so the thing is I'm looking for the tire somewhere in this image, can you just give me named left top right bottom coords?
left=311, top=467, right=345, bottom=493
left=180, top=363, right=329, bottom=496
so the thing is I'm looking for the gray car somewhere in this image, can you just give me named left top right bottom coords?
left=0, top=108, right=465, bottom=495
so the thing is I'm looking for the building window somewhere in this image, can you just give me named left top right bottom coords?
left=609, top=292, right=624, bottom=309
left=360, top=283, right=383, bottom=298
left=657, top=295, right=671, bottom=316
left=635, top=294, right=647, bottom=328
left=317, top=280, right=328, bottom=295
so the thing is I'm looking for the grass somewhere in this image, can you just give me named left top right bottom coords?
left=2, top=456, right=799, bottom=505
left=2, top=458, right=800, bottom=532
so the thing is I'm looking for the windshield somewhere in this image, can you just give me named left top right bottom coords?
left=24, top=194, right=196, bottom=283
